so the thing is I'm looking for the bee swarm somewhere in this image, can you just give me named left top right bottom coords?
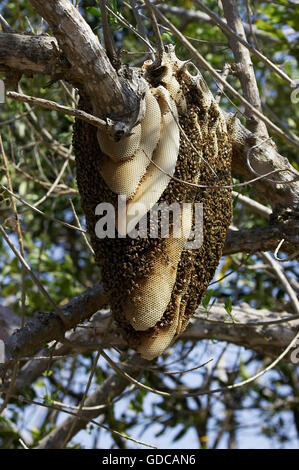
left=73, top=47, right=232, bottom=360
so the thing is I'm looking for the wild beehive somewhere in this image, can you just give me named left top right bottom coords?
left=73, top=48, right=232, bottom=360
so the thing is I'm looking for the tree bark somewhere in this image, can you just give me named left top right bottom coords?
left=221, top=0, right=268, bottom=137
left=1, top=284, right=297, bottom=383
left=28, top=0, right=146, bottom=137
left=0, top=32, right=73, bottom=79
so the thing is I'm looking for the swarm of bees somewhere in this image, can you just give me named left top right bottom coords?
left=73, top=46, right=232, bottom=360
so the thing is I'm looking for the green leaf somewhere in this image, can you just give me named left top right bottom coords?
left=224, top=297, right=235, bottom=323
left=87, top=6, right=101, bottom=18
left=202, top=289, right=214, bottom=310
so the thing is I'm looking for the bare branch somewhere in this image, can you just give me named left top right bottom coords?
left=1, top=282, right=298, bottom=386
left=34, top=354, right=148, bottom=449
left=0, top=14, right=15, bottom=33
left=99, top=0, right=118, bottom=68
left=189, top=304, right=299, bottom=361
left=228, top=116, right=299, bottom=210
left=223, top=225, right=298, bottom=257
left=195, top=0, right=294, bottom=88
left=221, top=0, right=268, bottom=137
left=150, top=3, right=299, bottom=151
left=0, top=32, right=72, bottom=78
left=232, top=191, right=272, bottom=219
left=157, top=4, right=279, bottom=44
left=259, top=252, right=299, bottom=314
left=0, top=284, right=107, bottom=376
left=27, top=0, right=146, bottom=136
left=6, top=91, right=107, bottom=130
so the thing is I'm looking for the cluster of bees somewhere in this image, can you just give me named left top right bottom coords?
left=73, top=48, right=232, bottom=360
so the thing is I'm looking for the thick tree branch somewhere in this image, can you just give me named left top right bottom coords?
left=194, top=0, right=294, bottom=87
left=0, top=32, right=73, bottom=78
left=228, top=115, right=299, bottom=211
left=152, top=4, right=299, bottom=151
left=0, top=284, right=107, bottom=377
left=0, top=306, right=20, bottom=341
left=224, top=225, right=298, bottom=257
left=1, top=14, right=298, bottom=217
left=1, top=283, right=298, bottom=383
left=188, top=304, right=299, bottom=361
left=28, top=0, right=145, bottom=137
left=221, top=0, right=268, bottom=137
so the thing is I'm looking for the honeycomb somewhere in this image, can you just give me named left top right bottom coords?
left=73, top=48, right=232, bottom=360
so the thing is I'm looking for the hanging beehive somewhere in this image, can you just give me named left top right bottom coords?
left=73, top=47, right=232, bottom=360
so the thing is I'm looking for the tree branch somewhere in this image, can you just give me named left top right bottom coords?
left=194, top=0, right=294, bottom=87
left=0, top=284, right=107, bottom=377
left=221, top=0, right=268, bottom=137
left=35, top=353, right=147, bottom=449
left=227, top=115, right=299, bottom=211
left=189, top=304, right=299, bottom=361
left=158, top=4, right=279, bottom=43
left=224, top=225, right=298, bottom=257
left=1, top=283, right=298, bottom=384
left=27, top=0, right=146, bottom=137
left=0, top=32, right=73, bottom=78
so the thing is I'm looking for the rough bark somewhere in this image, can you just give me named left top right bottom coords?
left=0, top=284, right=107, bottom=377
left=228, top=115, right=299, bottom=213
left=0, top=0, right=298, bottom=394
left=221, top=0, right=268, bottom=137
left=1, top=284, right=297, bottom=383
left=0, top=32, right=74, bottom=79
left=27, top=0, right=146, bottom=137
left=224, top=226, right=298, bottom=258
left=0, top=12, right=298, bottom=214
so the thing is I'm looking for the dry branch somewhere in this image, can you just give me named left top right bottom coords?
left=0, top=284, right=107, bottom=376
left=221, top=0, right=267, bottom=136
left=28, top=0, right=146, bottom=137
left=1, top=284, right=298, bottom=383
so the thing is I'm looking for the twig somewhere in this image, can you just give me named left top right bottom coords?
left=144, top=0, right=164, bottom=67
left=6, top=91, right=107, bottom=130
left=33, top=149, right=72, bottom=207
left=0, top=136, right=26, bottom=414
left=221, top=0, right=267, bottom=137
left=274, top=239, right=299, bottom=262
left=0, top=13, right=15, bottom=33
left=6, top=394, right=155, bottom=448
left=69, top=198, right=94, bottom=255
left=141, top=147, right=299, bottom=189
left=0, top=224, right=68, bottom=327
left=130, top=0, right=151, bottom=49
left=0, top=183, right=85, bottom=232
left=260, top=252, right=299, bottom=314
left=106, top=4, right=154, bottom=53
left=215, top=63, right=231, bottom=104
left=195, top=0, right=295, bottom=88
left=150, top=4, right=299, bottom=150
left=62, top=350, right=102, bottom=447
left=232, top=191, right=272, bottom=218
left=99, top=0, right=119, bottom=68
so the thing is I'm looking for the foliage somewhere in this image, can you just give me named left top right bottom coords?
left=0, top=0, right=298, bottom=449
